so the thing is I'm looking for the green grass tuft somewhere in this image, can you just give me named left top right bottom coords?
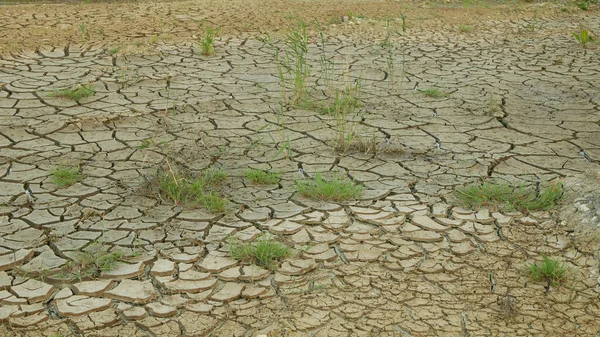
left=454, top=181, right=563, bottom=212
left=295, top=173, right=363, bottom=201
left=526, top=256, right=567, bottom=286
left=40, top=243, right=124, bottom=282
left=420, top=87, right=448, bottom=98
left=228, top=235, right=291, bottom=270
left=51, top=84, right=94, bottom=102
left=156, top=167, right=229, bottom=213
left=459, top=25, right=473, bottom=32
left=200, top=26, right=220, bottom=56
left=245, top=169, right=281, bottom=184
left=51, top=166, right=82, bottom=187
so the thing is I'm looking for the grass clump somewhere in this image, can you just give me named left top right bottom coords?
left=50, top=84, right=94, bottom=102
left=200, top=25, right=220, bottom=56
left=156, top=166, right=228, bottom=213
left=420, top=87, right=448, bottom=98
left=51, top=166, right=82, bottom=187
left=573, top=29, right=595, bottom=48
left=245, top=169, right=280, bottom=184
left=228, top=235, right=291, bottom=270
left=455, top=181, right=563, bottom=212
left=295, top=173, right=363, bottom=201
left=526, top=256, right=567, bottom=287
left=44, top=243, right=124, bottom=282
left=459, top=25, right=473, bottom=32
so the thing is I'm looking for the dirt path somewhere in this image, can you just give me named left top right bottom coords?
left=0, top=1, right=599, bottom=336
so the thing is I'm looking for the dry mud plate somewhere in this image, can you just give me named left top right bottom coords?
left=0, top=0, right=600, bottom=336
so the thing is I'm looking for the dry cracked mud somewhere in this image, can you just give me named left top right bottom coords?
left=0, top=0, right=599, bottom=336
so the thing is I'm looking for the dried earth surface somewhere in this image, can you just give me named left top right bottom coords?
left=0, top=0, right=599, bottom=336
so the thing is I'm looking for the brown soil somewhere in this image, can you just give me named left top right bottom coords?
left=0, top=0, right=592, bottom=56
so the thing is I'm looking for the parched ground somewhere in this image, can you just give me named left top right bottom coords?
left=1, top=0, right=600, bottom=336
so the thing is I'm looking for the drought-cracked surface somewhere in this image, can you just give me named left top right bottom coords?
left=1, top=1, right=600, bottom=336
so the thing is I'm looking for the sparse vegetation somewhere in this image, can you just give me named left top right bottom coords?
left=526, top=256, right=567, bottom=287
left=245, top=169, right=281, bottom=184
left=108, top=47, right=121, bottom=55
left=285, top=21, right=310, bottom=105
left=51, top=166, right=82, bottom=187
left=455, top=180, right=564, bottom=212
left=16, top=242, right=126, bottom=282
left=228, top=235, right=291, bottom=270
left=50, top=84, right=95, bottom=102
left=200, top=25, right=220, bottom=56
left=573, top=29, right=595, bottom=48
left=420, top=87, right=448, bottom=98
left=154, top=164, right=229, bottom=212
left=459, top=25, right=473, bottom=32
left=295, top=173, right=363, bottom=201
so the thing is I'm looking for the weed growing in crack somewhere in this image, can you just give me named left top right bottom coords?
left=79, top=23, right=89, bottom=41
left=420, top=87, right=448, bottom=98
left=245, top=169, right=281, bottom=184
left=454, top=180, right=564, bottom=212
left=314, top=18, right=335, bottom=96
left=16, top=242, right=129, bottom=282
left=400, top=13, right=407, bottom=32
left=284, top=21, right=311, bottom=105
left=203, top=167, right=228, bottom=184
left=108, top=47, right=121, bottom=55
left=573, top=29, right=595, bottom=48
left=258, top=33, right=294, bottom=160
left=382, top=18, right=405, bottom=94
left=51, top=166, right=82, bottom=187
left=200, top=25, right=220, bottom=56
left=197, top=190, right=228, bottom=213
left=526, top=256, right=567, bottom=287
left=295, top=173, right=363, bottom=201
left=50, top=84, right=94, bottom=102
left=330, top=73, right=365, bottom=153
left=487, top=93, right=500, bottom=116
left=459, top=25, right=473, bottom=32
left=154, top=163, right=229, bottom=212
left=228, top=235, right=291, bottom=270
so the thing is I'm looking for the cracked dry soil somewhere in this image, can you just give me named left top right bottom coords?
left=0, top=0, right=600, bottom=336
